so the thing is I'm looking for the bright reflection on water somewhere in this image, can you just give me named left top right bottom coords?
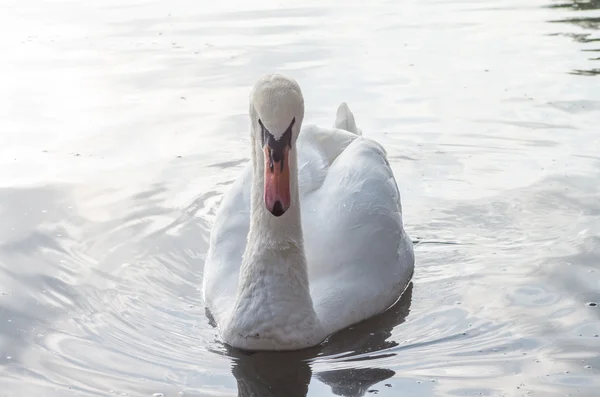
left=1, top=0, right=599, bottom=396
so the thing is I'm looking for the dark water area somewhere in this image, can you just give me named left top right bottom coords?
left=548, top=0, right=600, bottom=75
left=1, top=0, right=599, bottom=396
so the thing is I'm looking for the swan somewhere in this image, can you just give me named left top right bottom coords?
left=202, top=74, right=415, bottom=351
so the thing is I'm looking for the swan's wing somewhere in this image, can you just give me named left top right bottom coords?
left=334, top=102, right=362, bottom=136
left=301, top=135, right=415, bottom=336
left=295, top=124, right=362, bottom=195
left=202, top=163, right=251, bottom=325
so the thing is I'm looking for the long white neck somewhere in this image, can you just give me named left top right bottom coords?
left=223, top=136, right=322, bottom=350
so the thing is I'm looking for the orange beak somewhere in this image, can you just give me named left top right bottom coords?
left=264, top=145, right=291, bottom=217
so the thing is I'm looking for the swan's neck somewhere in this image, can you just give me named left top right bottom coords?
left=224, top=139, right=322, bottom=350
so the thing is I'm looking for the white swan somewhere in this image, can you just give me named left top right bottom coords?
left=202, top=74, right=414, bottom=351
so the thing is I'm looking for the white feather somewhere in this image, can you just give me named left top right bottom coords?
left=202, top=74, right=414, bottom=351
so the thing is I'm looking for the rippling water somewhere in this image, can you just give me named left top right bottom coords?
left=1, top=0, right=599, bottom=396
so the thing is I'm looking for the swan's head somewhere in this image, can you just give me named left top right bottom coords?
left=249, top=74, right=305, bottom=217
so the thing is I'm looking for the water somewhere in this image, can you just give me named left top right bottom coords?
left=1, top=0, right=599, bottom=395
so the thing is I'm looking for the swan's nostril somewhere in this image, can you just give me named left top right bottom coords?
left=271, top=201, right=285, bottom=217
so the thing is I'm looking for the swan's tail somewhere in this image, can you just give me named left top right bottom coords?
left=334, top=102, right=362, bottom=135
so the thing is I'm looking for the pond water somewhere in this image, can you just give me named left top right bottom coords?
left=1, top=0, right=599, bottom=396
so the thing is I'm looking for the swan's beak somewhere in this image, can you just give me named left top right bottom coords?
left=263, top=143, right=291, bottom=217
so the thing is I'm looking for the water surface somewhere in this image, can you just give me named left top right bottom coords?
left=1, top=0, right=599, bottom=396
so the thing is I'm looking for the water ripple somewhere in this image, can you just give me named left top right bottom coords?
left=2, top=0, right=600, bottom=396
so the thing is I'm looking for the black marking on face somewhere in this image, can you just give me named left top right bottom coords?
left=258, top=118, right=295, bottom=172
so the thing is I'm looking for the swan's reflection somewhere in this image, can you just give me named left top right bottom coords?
left=229, top=345, right=317, bottom=397
left=226, top=283, right=413, bottom=397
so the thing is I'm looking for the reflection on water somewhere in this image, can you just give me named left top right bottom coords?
left=548, top=0, right=600, bottom=75
left=1, top=0, right=600, bottom=396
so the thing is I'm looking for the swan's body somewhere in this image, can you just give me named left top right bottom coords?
left=202, top=74, right=414, bottom=351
